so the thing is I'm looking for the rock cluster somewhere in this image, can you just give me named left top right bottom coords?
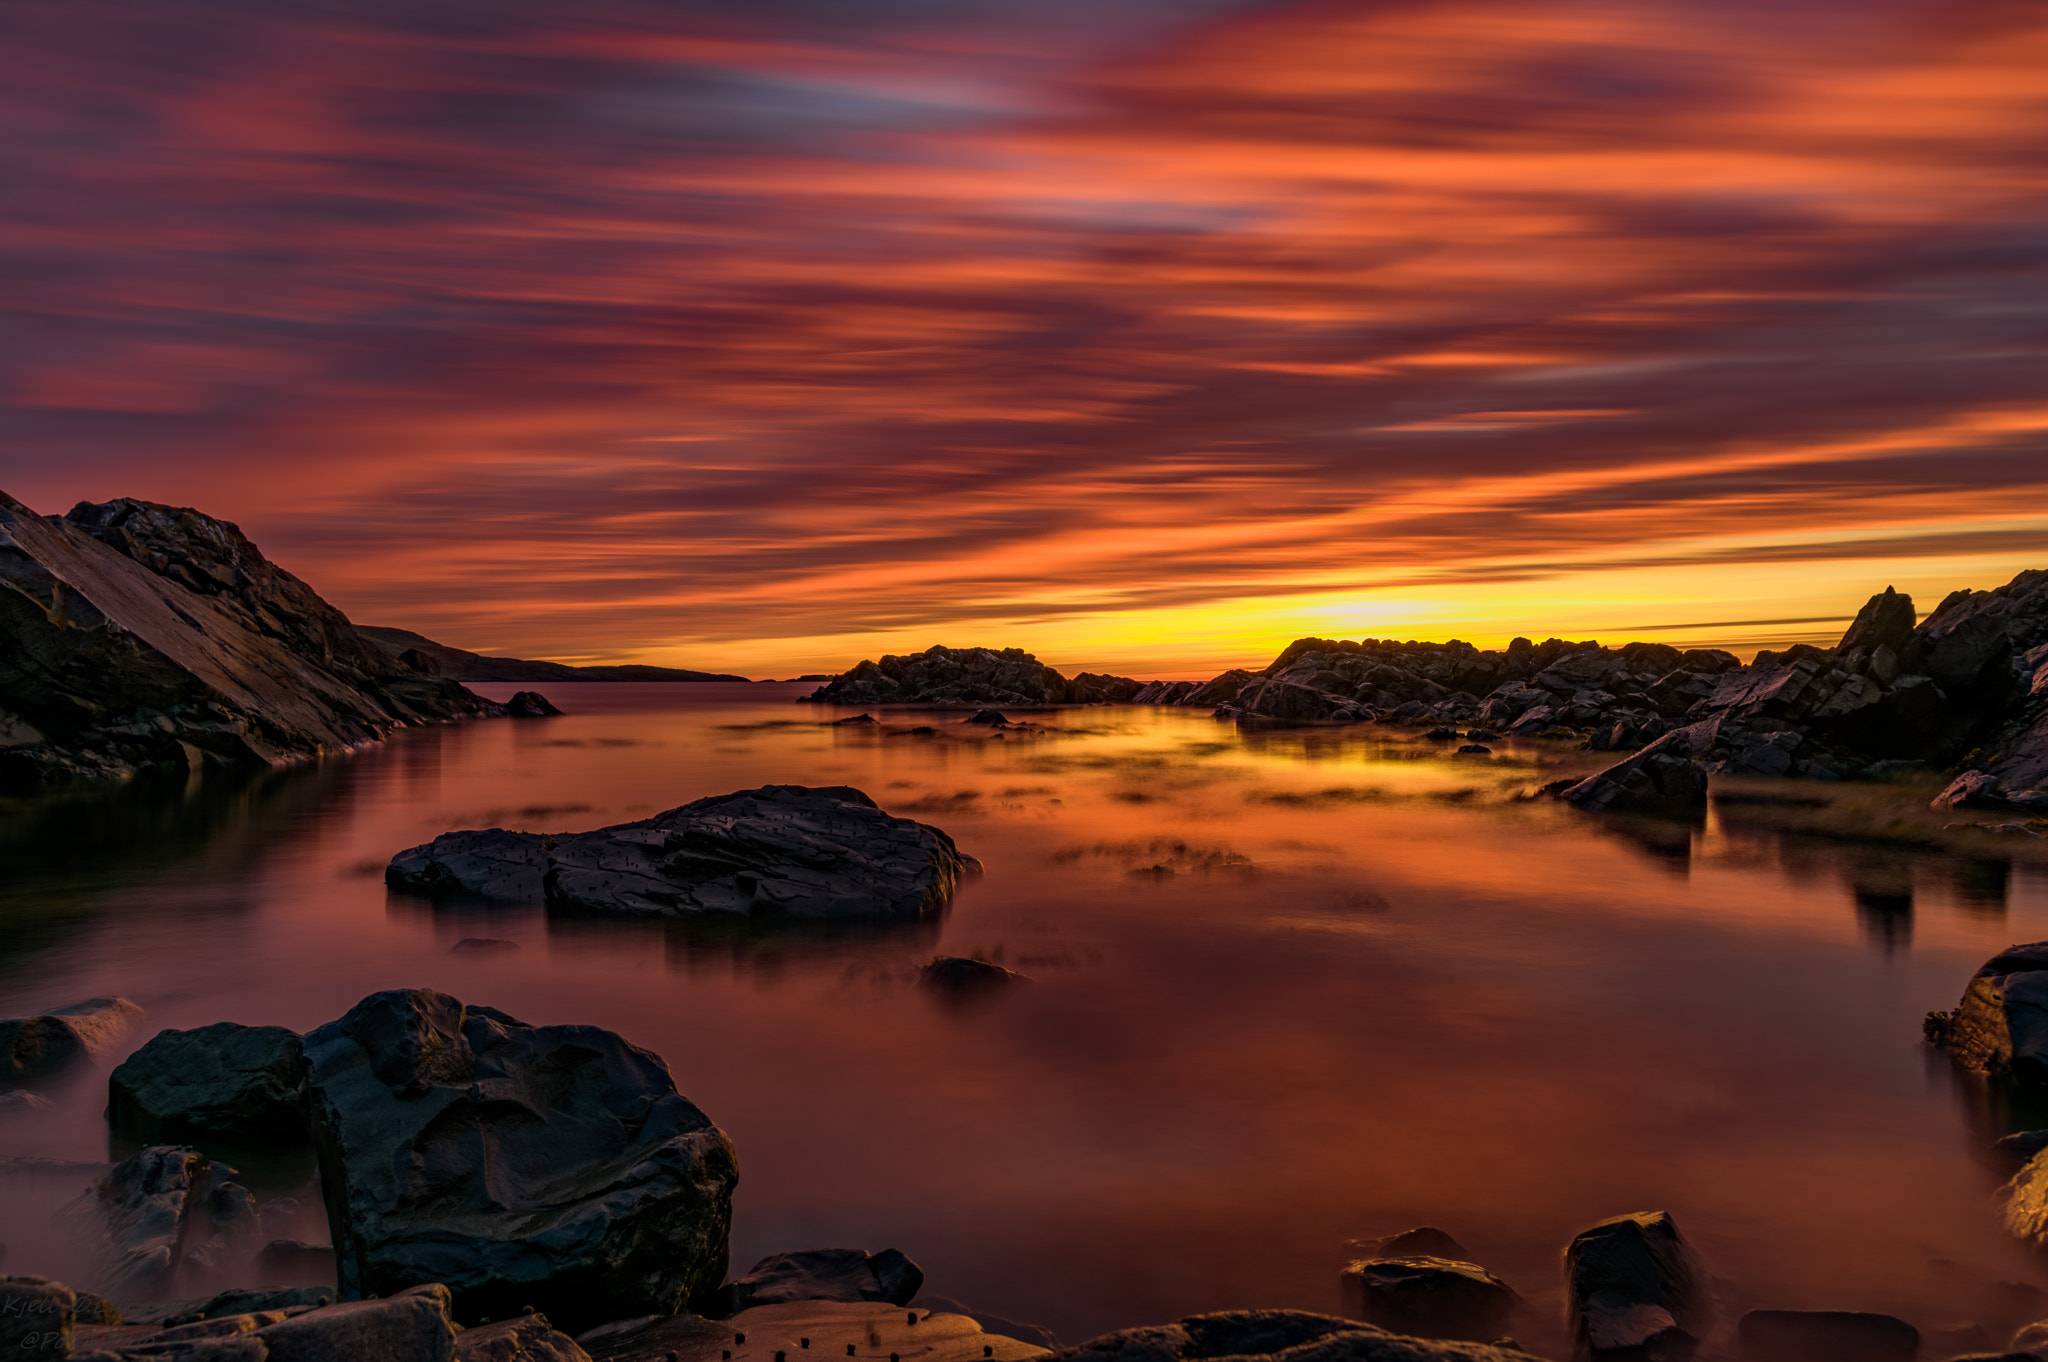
left=802, top=646, right=1144, bottom=707
left=1143, top=571, right=2048, bottom=788
left=0, top=492, right=540, bottom=787
left=387, top=785, right=975, bottom=922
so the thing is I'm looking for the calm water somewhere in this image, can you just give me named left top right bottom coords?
left=5, top=682, right=2048, bottom=1353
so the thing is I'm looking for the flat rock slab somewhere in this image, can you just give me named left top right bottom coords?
left=732, top=1249, right=924, bottom=1310
left=389, top=786, right=974, bottom=923
left=580, top=1302, right=1051, bottom=1362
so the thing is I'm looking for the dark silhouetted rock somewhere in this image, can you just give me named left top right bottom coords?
left=1339, top=1256, right=1518, bottom=1341
left=505, top=692, right=562, bottom=718
left=1564, top=1211, right=1712, bottom=1361
left=919, top=958, right=1025, bottom=992
left=458, top=1313, right=596, bottom=1362
left=254, top=1282, right=457, bottom=1362
left=1050, top=1309, right=1530, bottom=1362
left=1736, top=1309, right=1916, bottom=1362
left=1454, top=745, right=1491, bottom=757
left=1560, top=725, right=1711, bottom=816
left=804, top=645, right=1143, bottom=708
left=108, top=1023, right=308, bottom=1141
left=0, top=492, right=506, bottom=787
left=1838, top=587, right=1917, bottom=656
left=1929, top=942, right=2048, bottom=1082
left=730, top=1248, right=925, bottom=1310
left=916, top=1295, right=1062, bottom=1351
left=0, top=1275, right=74, bottom=1358
left=966, top=710, right=1011, bottom=726
left=1373, top=1229, right=1473, bottom=1262
left=1, top=996, right=144, bottom=1081
left=1995, top=1129, right=2048, bottom=1176
left=387, top=829, right=554, bottom=900
left=302, top=988, right=738, bottom=1332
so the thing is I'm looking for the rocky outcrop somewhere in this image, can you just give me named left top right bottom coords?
left=107, top=1024, right=308, bottom=1142
left=1140, top=571, right=2048, bottom=784
left=727, top=1248, right=924, bottom=1311
left=0, top=492, right=520, bottom=787
left=1049, top=1310, right=1530, bottom=1362
left=390, top=787, right=973, bottom=923
left=302, top=989, right=739, bottom=1332
left=1925, top=942, right=2048, bottom=1082
left=1559, top=723, right=1713, bottom=817
left=358, top=625, right=750, bottom=685
left=802, top=646, right=1145, bottom=707
left=1563, top=1212, right=1711, bottom=1361
left=1, top=996, right=143, bottom=1081
left=1338, top=1256, right=1518, bottom=1342
left=1735, top=1308, right=1917, bottom=1362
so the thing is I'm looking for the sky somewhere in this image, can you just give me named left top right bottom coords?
left=2, top=0, right=2045, bottom=678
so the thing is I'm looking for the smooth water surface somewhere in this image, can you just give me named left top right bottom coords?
left=5, top=682, right=2047, bottom=1352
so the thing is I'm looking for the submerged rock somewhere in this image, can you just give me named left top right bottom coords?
left=1, top=996, right=144, bottom=1082
left=505, top=691, right=562, bottom=718
left=729, top=1248, right=924, bottom=1310
left=1050, top=1309, right=1529, bottom=1362
left=1736, top=1309, right=1917, bottom=1362
left=302, top=988, right=738, bottom=1332
left=1563, top=1211, right=1712, bottom=1361
left=918, top=958, right=1026, bottom=992
left=1339, top=1256, right=1518, bottom=1342
left=391, top=786, right=974, bottom=923
left=107, top=1023, right=308, bottom=1141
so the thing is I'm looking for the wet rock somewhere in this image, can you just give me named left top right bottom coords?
left=107, top=1023, right=308, bottom=1141
left=0, top=1275, right=75, bottom=1358
left=539, top=786, right=974, bottom=921
left=458, top=1313, right=595, bottom=1362
left=1, top=996, right=144, bottom=1081
left=1372, top=1228, right=1473, bottom=1262
left=302, top=988, right=738, bottom=1332
left=1559, top=726, right=1711, bottom=816
left=1928, top=942, right=2048, bottom=1081
left=505, top=692, right=562, bottom=718
left=1564, top=1211, right=1712, bottom=1361
left=965, top=710, right=1011, bottom=726
left=1736, top=1309, right=1916, bottom=1362
left=729, top=1248, right=924, bottom=1310
left=919, top=958, right=1025, bottom=992
left=1339, top=1256, right=1518, bottom=1341
left=1051, top=1309, right=1529, bottom=1362
left=804, top=646, right=1141, bottom=708
left=72, top=1145, right=218, bottom=1295
left=1995, top=1130, right=2048, bottom=1175
left=386, top=829, right=554, bottom=900
left=254, top=1282, right=457, bottom=1362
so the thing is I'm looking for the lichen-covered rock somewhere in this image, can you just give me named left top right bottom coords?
left=730, top=1248, right=924, bottom=1310
left=1339, top=1256, right=1518, bottom=1342
left=302, top=989, right=738, bottom=1332
left=390, top=786, right=972, bottom=922
left=1928, top=943, right=2048, bottom=1082
left=1, top=996, right=144, bottom=1081
left=108, top=1023, right=308, bottom=1141
left=1050, top=1309, right=1531, bottom=1362
left=1563, top=1211, right=1712, bottom=1361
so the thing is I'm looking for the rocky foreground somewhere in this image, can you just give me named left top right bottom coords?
left=23, top=978, right=2048, bottom=1361
left=0, top=493, right=554, bottom=788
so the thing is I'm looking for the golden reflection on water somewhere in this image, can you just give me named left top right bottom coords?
left=3, top=683, right=2048, bottom=1351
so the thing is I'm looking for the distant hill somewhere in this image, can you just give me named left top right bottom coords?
left=359, top=626, right=752, bottom=683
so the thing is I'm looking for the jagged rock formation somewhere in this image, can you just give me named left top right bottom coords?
left=802, top=646, right=1144, bottom=706
left=1149, top=570, right=2048, bottom=784
left=387, top=786, right=974, bottom=922
left=0, top=493, right=517, bottom=786
left=358, top=625, right=751, bottom=684
left=303, top=988, right=739, bottom=1331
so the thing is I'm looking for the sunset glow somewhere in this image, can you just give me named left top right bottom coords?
left=4, top=0, right=2044, bottom=674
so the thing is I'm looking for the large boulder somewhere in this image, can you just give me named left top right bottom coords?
left=1, top=996, right=144, bottom=1082
left=107, top=1023, right=308, bottom=1141
left=1049, top=1310, right=1530, bottom=1362
left=1338, top=1256, right=1517, bottom=1341
left=1563, top=1211, right=1712, bottom=1361
left=1926, top=943, right=2048, bottom=1081
left=0, top=1275, right=74, bottom=1358
left=0, top=491, right=502, bottom=787
left=391, top=787, right=973, bottom=922
left=1559, top=725, right=1712, bottom=816
left=728, top=1248, right=924, bottom=1310
left=302, top=989, right=738, bottom=1332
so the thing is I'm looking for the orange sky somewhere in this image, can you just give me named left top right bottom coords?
left=2, top=0, right=2044, bottom=678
